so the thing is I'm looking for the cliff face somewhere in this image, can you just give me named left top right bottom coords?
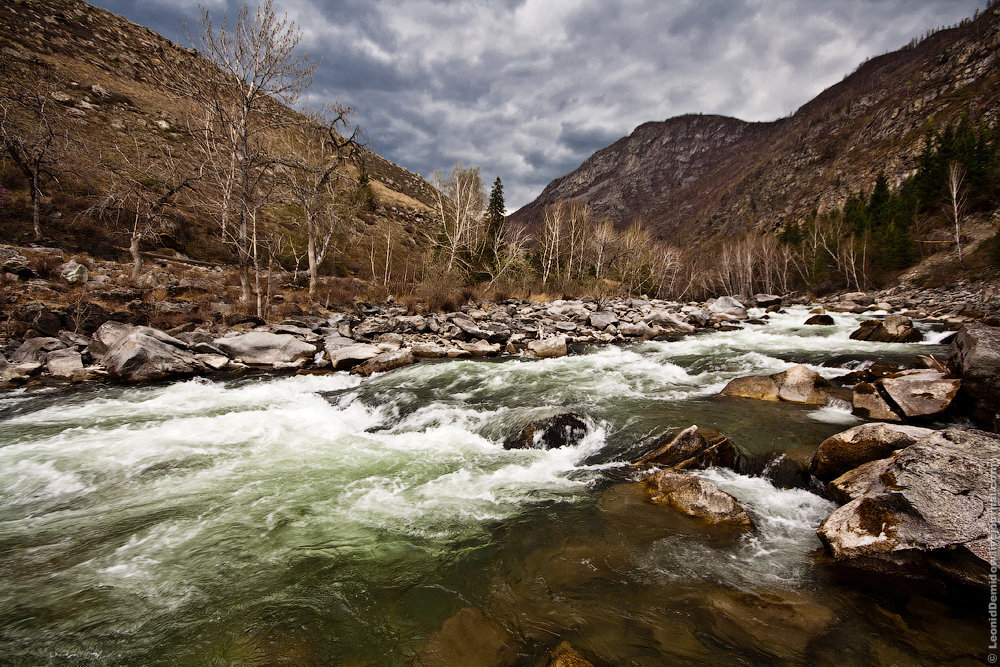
left=0, top=0, right=436, bottom=260
left=511, top=6, right=1000, bottom=244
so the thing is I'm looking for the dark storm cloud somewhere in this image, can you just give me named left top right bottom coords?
left=92, top=0, right=984, bottom=210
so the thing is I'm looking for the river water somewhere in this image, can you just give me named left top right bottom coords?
left=0, top=307, right=982, bottom=664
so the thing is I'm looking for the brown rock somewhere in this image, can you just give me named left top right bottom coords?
left=349, top=348, right=415, bottom=377
left=879, top=369, right=960, bottom=419
left=721, top=364, right=829, bottom=405
left=810, top=423, right=934, bottom=481
left=543, top=641, right=593, bottom=667
left=851, top=382, right=902, bottom=422
left=720, top=374, right=779, bottom=401
left=414, top=607, right=517, bottom=667
left=642, top=470, right=754, bottom=532
left=635, top=425, right=737, bottom=470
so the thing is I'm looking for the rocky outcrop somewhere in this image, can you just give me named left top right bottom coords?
left=849, top=315, right=922, bottom=343
left=642, top=470, right=754, bottom=532
left=817, top=428, right=1000, bottom=587
left=504, top=413, right=589, bottom=450
left=810, top=423, right=934, bottom=481
left=721, top=364, right=830, bottom=405
left=635, top=425, right=737, bottom=470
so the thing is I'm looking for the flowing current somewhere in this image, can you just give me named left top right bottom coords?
left=0, top=307, right=980, bottom=663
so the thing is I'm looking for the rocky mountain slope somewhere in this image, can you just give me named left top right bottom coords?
left=0, top=0, right=436, bottom=263
left=511, top=5, right=1000, bottom=245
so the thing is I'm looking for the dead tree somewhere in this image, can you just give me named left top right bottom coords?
left=181, top=0, right=316, bottom=315
left=0, top=75, right=71, bottom=241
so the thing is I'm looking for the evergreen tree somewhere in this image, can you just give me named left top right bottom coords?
left=483, top=176, right=506, bottom=265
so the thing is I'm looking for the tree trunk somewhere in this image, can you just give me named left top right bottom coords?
left=307, top=218, right=317, bottom=297
left=30, top=173, right=42, bottom=241
left=129, top=231, right=143, bottom=283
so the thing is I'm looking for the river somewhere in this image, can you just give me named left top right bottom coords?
left=0, top=307, right=981, bottom=663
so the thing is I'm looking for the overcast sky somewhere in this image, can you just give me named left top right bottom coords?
left=93, top=0, right=984, bottom=211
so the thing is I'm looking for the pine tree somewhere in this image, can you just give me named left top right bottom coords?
left=483, top=176, right=506, bottom=265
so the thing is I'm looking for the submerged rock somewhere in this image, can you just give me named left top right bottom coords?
left=543, top=641, right=594, bottom=667
left=810, top=423, right=934, bottom=481
left=721, top=364, right=830, bottom=405
left=414, top=607, right=518, bottom=667
left=504, top=413, right=589, bottom=450
left=642, top=470, right=754, bottom=532
left=635, top=425, right=737, bottom=470
left=817, top=427, right=1000, bottom=587
left=705, top=589, right=836, bottom=662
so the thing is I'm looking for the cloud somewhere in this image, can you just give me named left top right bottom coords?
left=92, top=0, right=985, bottom=210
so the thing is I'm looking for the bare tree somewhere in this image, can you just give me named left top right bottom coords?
left=429, top=164, right=485, bottom=275
left=183, top=0, right=316, bottom=314
left=286, top=103, right=360, bottom=296
left=0, top=75, right=71, bottom=241
left=88, top=135, right=197, bottom=282
left=947, top=161, right=967, bottom=264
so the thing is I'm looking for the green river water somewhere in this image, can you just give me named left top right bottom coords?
left=0, top=307, right=984, bottom=664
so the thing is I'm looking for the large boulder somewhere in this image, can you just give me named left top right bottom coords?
left=90, top=320, right=137, bottom=362
left=708, top=296, right=747, bottom=320
left=504, top=412, right=589, bottom=450
left=804, top=314, right=835, bottom=326
left=947, top=323, right=1000, bottom=423
left=721, top=364, right=830, bottom=405
left=753, top=294, right=783, bottom=308
left=588, top=310, right=618, bottom=330
left=809, top=423, right=934, bottom=481
left=635, top=425, right=737, bottom=470
left=879, top=369, right=960, bottom=419
left=103, top=327, right=203, bottom=383
left=46, top=347, right=85, bottom=378
left=642, top=470, right=754, bottom=532
left=618, top=321, right=656, bottom=338
left=214, top=332, right=316, bottom=366
left=329, top=343, right=382, bottom=370
left=849, top=315, right=922, bottom=343
left=349, top=348, right=415, bottom=377
left=817, top=428, right=1000, bottom=587
left=527, top=335, right=567, bottom=358
left=11, top=337, right=67, bottom=364
left=851, top=370, right=960, bottom=422
left=644, top=310, right=696, bottom=333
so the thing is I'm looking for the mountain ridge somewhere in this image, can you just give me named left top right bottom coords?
left=510, top=6, right=1000, bottom=246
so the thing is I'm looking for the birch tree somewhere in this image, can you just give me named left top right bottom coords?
left=947, top=161, right=967, bottom=264
left=184, top=0, right=316, bottom=314
left=429, top=164, right=485, bottom=275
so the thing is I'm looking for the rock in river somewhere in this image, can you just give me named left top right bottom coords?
left=504, top=413, right=589, bottom=450
left=809, top=422, right=934, bottom=481
left=349, top=348, right=415, bottom=377
left=635, top=424, right=737, bottom=470
left=214, top=332, right=316, bottom=366
left=527, top=335, right=567, bottom=358
left=103, top=326, right=203, bottom=383
left=642, top=470, right=754, bottom=532
left=849, top=314, right=921, bottom=343
left=947, top=322, right=1000, bottom=424
left=721, top=364, right=830, bottom=405
left=817, top=427, right=1000, bottom=587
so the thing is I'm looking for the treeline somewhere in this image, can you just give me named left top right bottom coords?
left=778, top=114, right=1000, bottom=291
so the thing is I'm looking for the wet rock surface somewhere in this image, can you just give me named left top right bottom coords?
left=635, top=425, right=737, bottom=470
left=642, top=470, right=755, bottom=532
left=817, top=427, right=1000, bottom=588
left=504, top=413, right=589, bottom=450
left=721, top=364, right=830, bottom=405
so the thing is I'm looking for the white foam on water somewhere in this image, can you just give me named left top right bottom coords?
left=636, top=468, right=835, bottom=590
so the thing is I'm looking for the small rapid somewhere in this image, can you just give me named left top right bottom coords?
left=0, top=306, right=973, bottom=663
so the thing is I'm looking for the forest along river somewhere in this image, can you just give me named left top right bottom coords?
left=0, top=307, right=980, bottom=663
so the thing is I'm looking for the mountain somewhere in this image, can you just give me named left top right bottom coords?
left=511, top=5, right=1000, bottom=245
left=0, top=0, right=436, bottom=268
